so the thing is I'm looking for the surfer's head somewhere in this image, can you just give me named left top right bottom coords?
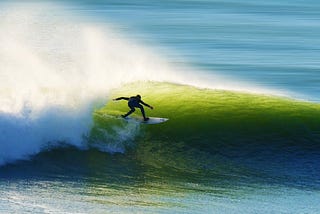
left=136, top=94, right=141, bottom=99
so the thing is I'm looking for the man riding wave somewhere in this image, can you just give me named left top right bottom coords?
left=113, top=95, right=153, bottom=121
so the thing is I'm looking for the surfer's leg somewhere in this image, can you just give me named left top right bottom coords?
left=122, top=106, right=135, bottom=118
left=138, top=105, right=149, bottom=121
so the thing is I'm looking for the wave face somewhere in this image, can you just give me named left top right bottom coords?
left=95, top=82, right=320, bottom=182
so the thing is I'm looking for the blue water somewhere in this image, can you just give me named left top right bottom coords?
left=1, top=0, right=320, bottom=213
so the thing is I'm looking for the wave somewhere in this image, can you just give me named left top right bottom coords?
left=86, top=82, right=320, bottom=183
left=4, top=80, right=320, bottom=185
left=0, top=2, right=307, bottom=166
left=95, top=82, right=320, bottom=168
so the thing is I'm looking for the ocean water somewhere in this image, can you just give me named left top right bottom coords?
left=1, top=0, right=320, bottom=213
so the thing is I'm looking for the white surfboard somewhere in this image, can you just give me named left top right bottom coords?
left=124, top=116, right=169, bottom=125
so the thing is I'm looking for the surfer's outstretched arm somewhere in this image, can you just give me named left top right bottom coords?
left=140, top=100, right=154, bottom=109
left=113, top=97, right=129, bottom=101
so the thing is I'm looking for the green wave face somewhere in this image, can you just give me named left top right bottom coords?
left=93, top=82, right=320, bottom=172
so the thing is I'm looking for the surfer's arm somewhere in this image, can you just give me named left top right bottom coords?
left=140, top=100, right=154, bottom=109
left=113, top=97, right=129, bottom=101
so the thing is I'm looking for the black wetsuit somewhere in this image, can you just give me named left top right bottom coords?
left=115, top=96, right=151, bottom=120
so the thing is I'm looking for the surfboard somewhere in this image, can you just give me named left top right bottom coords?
left=124, top=116, right=169, bottom=124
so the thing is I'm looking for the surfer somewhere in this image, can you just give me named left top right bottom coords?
left=113, top=95, right=153, bottom=121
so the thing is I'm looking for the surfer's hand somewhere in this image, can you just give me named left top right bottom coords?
left=150, top=106, right=154, bottom=110
left=112, top=98, right=117, bottom=101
